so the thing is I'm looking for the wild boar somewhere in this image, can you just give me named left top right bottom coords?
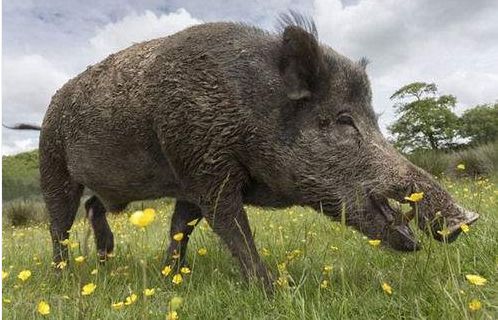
left=27, top=12, right=477, bottom=290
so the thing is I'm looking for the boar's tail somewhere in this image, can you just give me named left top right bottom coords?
left=2, top=123, right=41, bottom=131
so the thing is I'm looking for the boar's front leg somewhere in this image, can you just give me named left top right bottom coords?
left=202, top=189, right=274, bottom=291
left=164, top=200, right=203, bottom=270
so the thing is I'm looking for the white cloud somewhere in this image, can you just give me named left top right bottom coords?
left=3, top=8, right=202, bottom=155
left=88, top=9, right=202, bottom=63
left=2, top=53, right=68, bottom=155
left=2, top=54, right=70, bottom=117
left=314, top=0, right=415, bottom=68
left=439, top=71, right=498, bottom=113
left=1, top=138, right=38, bottom=156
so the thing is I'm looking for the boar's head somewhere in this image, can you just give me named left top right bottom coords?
left=262, top=14, right=479, bottom=250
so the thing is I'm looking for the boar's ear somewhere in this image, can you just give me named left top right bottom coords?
left=279, top=26, right=327, bottom=101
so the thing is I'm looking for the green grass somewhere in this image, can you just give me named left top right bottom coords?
left=2, top=178, right=497, bottom=319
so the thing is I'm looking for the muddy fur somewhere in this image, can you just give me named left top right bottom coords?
left=36, top=13, right=477, bottom=290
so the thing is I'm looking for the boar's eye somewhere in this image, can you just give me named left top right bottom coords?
left=318, top=117, right=331, bottom=129
left=336, top=113, right=355, bottom=127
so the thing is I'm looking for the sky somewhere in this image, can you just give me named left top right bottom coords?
left=3, top=0, right=498, bottom=155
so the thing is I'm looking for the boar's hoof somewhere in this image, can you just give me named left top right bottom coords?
left=98, top=250, right=114, bottom=263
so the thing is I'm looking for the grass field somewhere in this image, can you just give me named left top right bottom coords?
left=2, top=177, right=497, bottom=319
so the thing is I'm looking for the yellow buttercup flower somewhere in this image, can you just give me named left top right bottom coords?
left=404, top=192, right=424, bottom=202
left=129, top=208, right=155, bottom=228
left=460, top=224, right=470, bottom=233
left=37, top=300, right=50, bottom=315
left=320, top=280, right=329, bottom=288
left=18, top=270, right=32, bottom=281
left=468, top=299, right=482, bottom=311
left=144, top=288, right=155, bottom=297
left=286, top=249, right=302, bottom=260
left=2, top=271, right=9, bottom=280
left=276, top=275, right=289, bottom=288
left=323, top=265, right=333, bottom=274
left=437, top=228, right=450, bottom=237
left=169, top=296, right=184, bottom=311
left=90, top=269, right=98, bottom=275
left=81, top=283, right=97, bottom=295
left=167, top=311, right=179, bottom=320
left=180, top=267, right=191, bottom=274
left=75, top=256, right=85, bottom=263
left=69, top=241, right=79, bottom=249
left=465, top=274, right=487, bottom=286
left=457, top=163, right=466, bottom=170
left=197, top=248, right=208, bottom=256
left=111, top=301, right=124, bottom=310
left=173, top=233, right=184, bottom=241
left=277, top=262, right=287, bottom=273
left=187, top=218, right=200, bottom=226
left=172, top=274, right=183, bottom=285
left=368, top=239, right=381, bottom=247
left=56, top=261, right=67, bottom=269
left=381, top=282, right=393, bottom=295
left=124, top=293, right=137, bottom=305
left=162, top=265, right=172, bottom=277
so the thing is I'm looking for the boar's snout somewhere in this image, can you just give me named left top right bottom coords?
left=421, top=206, right=479, bottom=243
left=374, top=158, right=480, bottom=247
left=403, top=165, right=480, bottom=243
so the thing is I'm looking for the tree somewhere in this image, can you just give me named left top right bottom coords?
left=459, top=103, right=498, bottom=145
left=388, top=82, right=459, bottom=152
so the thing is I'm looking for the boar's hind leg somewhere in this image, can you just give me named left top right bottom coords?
left=203, top=192, right=274, bottom=292
left=41, top=158, right=83, bottom=266
left=164, top=200, right=203, bottom=270
left=85, top=196, right=114, bottom=261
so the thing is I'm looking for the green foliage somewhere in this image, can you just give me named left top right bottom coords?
left=389, top=82, right=459, bottom=152
left=407, top=149, right=450, bottom=177
left=408, top=141, right=498, bottom=177
left=449, top=142, right=498, bottom=178
left=2, top=150, right=41, bottom=201
left=459, top=103, right=498, bottom=145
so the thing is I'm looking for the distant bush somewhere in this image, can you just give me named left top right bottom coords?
left=407, top=149, right=450, bottom=177
left=3, top=199, right=47, bottom=227
left=448, top=142, right=498, bottom=177
left=2, top=150, right=41, bottom=201
left=408, top=141, right=498, bottom=177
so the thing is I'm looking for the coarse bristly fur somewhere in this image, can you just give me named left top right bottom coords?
left=35, top=11, right=478, bottom=291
